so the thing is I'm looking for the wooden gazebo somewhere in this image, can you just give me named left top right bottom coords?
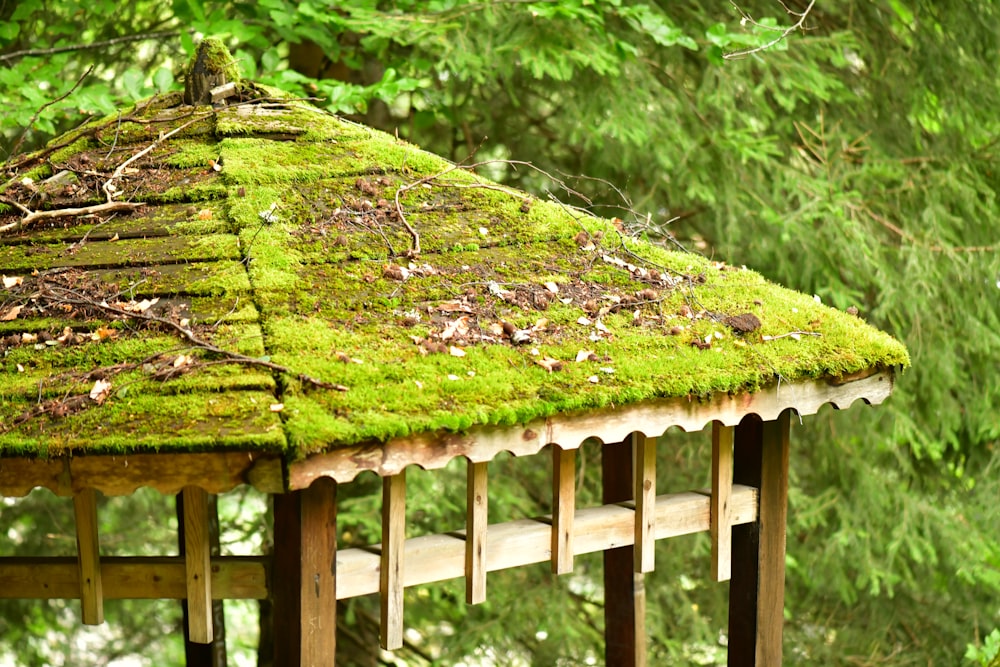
left=0, top=41, right=908, bottom=665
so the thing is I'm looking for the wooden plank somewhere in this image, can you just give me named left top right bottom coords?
left=380, top=471, right=406, bottom=650
left=465, top=461, right=488, bottom=604
left=728, top=412, right=790, bottom=667
left=288, top=370, right=893, bottom=486
left=73, top=488, right=104, bottom=625
left=0, top=556, right=268, bottom=599
left=272, top=492, right=303, bottom=665
left=182, top=486, right=213, bottom=644
left=551, top=446, right=575, bottom=575
left=603, top=438, right=642, bottom=667
left=300, top=478, right=338, bottom=667
left=712, top=422, right=735, bottom=582
left=633, top=434, right=656, bottom=574
left=335, top=486, right=758, bottom=599
left=0, top=451, right=283, bottom=498
left=176, top=492, right=227, bottom=666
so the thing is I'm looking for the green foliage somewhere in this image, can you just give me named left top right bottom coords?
left=3, top=1, right=1000, bottom=666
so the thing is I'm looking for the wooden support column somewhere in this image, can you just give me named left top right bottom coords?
left=712, top=422, right=735, bottom=582
left=73, top=488, right=103, bottom=625
left=633, top=434, right=656, bottom=574
left=182, top=486, right=213, bottom=644
left=466, top=461, right=488, bottom=604
left=380, top=471, right=406, bottom=650
left=176, top=491, right=227, bottom=666
left=551, top=445, right=576, bottom=575
left=603, top=435, right=646, bottom=667
left=272, top=478, right=339, bottom=667
left=728, top=411, right=790, bottom=667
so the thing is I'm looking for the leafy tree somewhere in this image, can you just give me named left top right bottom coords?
left=2, top=1, right=1000, bottom=665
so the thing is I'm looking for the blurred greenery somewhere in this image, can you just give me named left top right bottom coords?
left=2, top=0, right=999, bottom=665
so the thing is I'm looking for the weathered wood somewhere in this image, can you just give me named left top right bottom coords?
left=603, top=438, right=643, bottom=667
left=73, top=488, right=104, bottom=625
left=0, top=451, right=283, bottom=498
left=335, top=486, right=758, bottom=599
left=551, top=446, right=576, bottom=575
left=712, top=422, right=735, bottom=582
left=177, top=492, right=227, bottom=667
left=0, top=556, right=268, bottom=599
left=272, top=492, right=302, bottom=665
left=182, top=486, right=214, bottom=644
left=465, top=461, right=488, bottom=604
left=728, top=412, right=790, bottom=667
left=380, top=471, right=406, bottom=650
left=300, top=478, right=338, bottom=666
left=288, top=371, right=892, bottom=486
left=633, top=434, right=656, bottom=574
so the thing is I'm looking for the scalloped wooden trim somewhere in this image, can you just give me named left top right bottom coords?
left=0, top=452, right=283, bottom=498
left=289, top=369, right=894, bottom=487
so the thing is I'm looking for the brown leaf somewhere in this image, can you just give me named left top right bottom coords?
left=89, top=379, right=112, bottom=404
left=723, top=313, right=762, bottom=333
left=382, top=264, right=410, bottom=281
left=536, top=356, right=564, bottom=372
left=2, top=275, right=23, bottom=289
left=575, top=349, right=597, bottom=363
left=0, top=305, right=23, bottom=321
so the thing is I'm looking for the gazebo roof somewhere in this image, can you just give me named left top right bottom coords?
left=0, top=49, right=907, bottom=474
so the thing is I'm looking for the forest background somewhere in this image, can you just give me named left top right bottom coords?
left=1, top=1, right=999, bottom=665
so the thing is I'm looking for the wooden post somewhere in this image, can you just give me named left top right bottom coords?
left=633, top=434, right=656, bottom=574
left=182, top=486, right=214, bottom=644
left=728, top=411, right=790, bottom=667
left=73, top=488, right=103, bottom=625
left=176, top=492, right=227, bottom=666
left=272, top=479, right=339, bottom=667
left=551, top=446, right=576, bottom=575
left=466, top=460, right=488, bottom=604
left=712, top=422, right=735, bottom=582
left=380, top=471, right=406, bottom=650
left=603, top=435, right=646, bottom=667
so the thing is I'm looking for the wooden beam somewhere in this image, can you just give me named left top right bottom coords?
left=0, top=556, right=268, bottom=599
left=182, top=486, right=213, bottom=644
left=0, top=451, right=284, bottom=499
left=633, top=434, right=656, bottom=574
left=73, top=488, right=104, bottom=625
left=712, top=422, right=735, bottom=582
left=380, top=471, right=406, bottom=650
left=272, top=480, right=339, bottom=667
left=176, top=492, right=227, bottom=666
left=728, top=411, right=790, bottom=667
left=336, top=485, right=758, bottom=599
left=603, top=437, right=644, bottom=667
left=551, top=446, right=575, bottom=575
left=465, top=461, right=488, bottom=604
left=300, top=478, right=338, bottom=666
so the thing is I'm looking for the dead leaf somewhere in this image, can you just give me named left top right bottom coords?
left=587, top=375, right=599, bottom=384
left=441, top=316, right=470, bottom=340
left=383, top=264, right=410, bottom=281
left=594, top=320, right=610, bottom=335
left=536, top=356, right=563, bottom=372
left=2, top=275, right=23, bottom=289
left=198, top=209, right=213, bottom=220
left=109, top=233, right=120, bottom=242
left=544, top=281, right=559, bottom=294
left=436, top=301, right=473, bottom=313
left=89, top=379, right=112, bottom=404
left=270, top=403, right=284, bottom=412
left=449, top=346, right=466, bottom=357
left=0, top=305, right=23, bottom=321
left=16, top=364, right=24, bottom=373
left=577, top=316, right=592, bottom=326
left=575, top=350, right=597, bottom=363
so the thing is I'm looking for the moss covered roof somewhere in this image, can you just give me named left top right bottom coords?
left=0, top=75, right=909, bottom=459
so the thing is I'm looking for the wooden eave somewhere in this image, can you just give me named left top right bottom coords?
left=0, top=366, right=893, bottom=498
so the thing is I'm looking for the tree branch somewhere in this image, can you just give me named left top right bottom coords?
left=724, top=0, right=816, bottom=60
left=0, top=31, right=182, bottom=64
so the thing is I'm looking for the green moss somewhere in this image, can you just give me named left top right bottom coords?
left=0, top=78, right=909, bottom=458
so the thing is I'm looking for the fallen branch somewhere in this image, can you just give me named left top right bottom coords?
left=44, top=285, right=348, bottom=392
left=0, top=199, right=144, bottom=234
